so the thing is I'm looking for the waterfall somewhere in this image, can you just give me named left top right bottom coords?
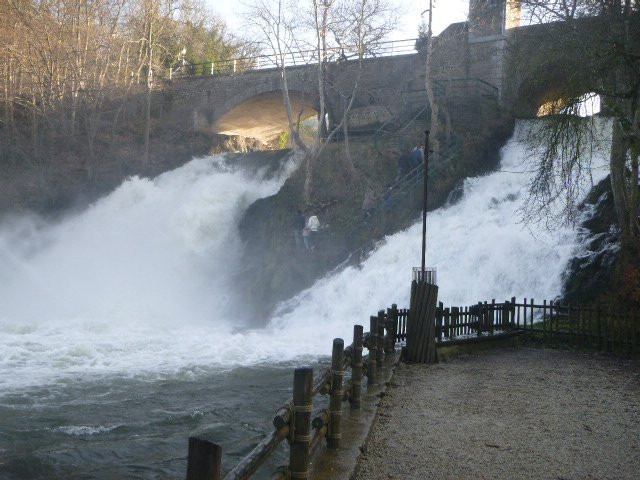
left=0, top=120, right=611, bottom=391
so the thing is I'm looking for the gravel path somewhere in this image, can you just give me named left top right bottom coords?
left=354, top=347, right=640, bottom=480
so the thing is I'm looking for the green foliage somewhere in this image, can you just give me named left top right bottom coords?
left=415, top=21, right=429, bottom=51
left=277, top=131, right=290, bottom=149
left=166, top=16, right=256, bottom=73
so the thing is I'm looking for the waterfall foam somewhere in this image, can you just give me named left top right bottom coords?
left=0, top=120, right=611, bottom=391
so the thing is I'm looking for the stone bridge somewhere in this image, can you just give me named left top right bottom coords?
left=160, top=52, right=427, bottom=143
left=157, top=1, right=629, bottom=144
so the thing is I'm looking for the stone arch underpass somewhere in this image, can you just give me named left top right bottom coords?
left=212, top=90, right=319, bottom=143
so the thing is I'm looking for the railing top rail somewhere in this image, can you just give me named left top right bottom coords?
left=169, top=37, right=419, bottom=78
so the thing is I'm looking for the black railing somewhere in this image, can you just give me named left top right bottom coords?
left=435, top=297, right=639, bottom=355
left=169, top=38, right=419, bottom=79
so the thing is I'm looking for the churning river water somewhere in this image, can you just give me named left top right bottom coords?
left=0, top=121, right=611, bottom=479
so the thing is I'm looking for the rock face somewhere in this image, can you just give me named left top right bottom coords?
left=561, top=177, right=620, bottom=305
left=235, top=114, right=515, bottom=323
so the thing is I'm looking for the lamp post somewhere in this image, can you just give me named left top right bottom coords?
left=421, top=130, right=429, bottom=279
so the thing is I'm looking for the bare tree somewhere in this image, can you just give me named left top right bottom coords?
left=242, top=0, right=308, bottom=151
left=516, top=0, right=640, bottom=245
left=302, top=0, right=398, bottom=203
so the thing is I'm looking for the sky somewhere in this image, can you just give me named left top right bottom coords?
left=206, top=0, right=470, bottom=41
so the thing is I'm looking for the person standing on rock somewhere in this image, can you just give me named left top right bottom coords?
left=409, top=146, right=424, bottom=171
left=307, top=214, right=320, bottom=250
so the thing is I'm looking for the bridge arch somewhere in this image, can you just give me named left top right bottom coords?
left=212, top=89, right=320, bottom=144
left=512, top=63, right=600, bottom=119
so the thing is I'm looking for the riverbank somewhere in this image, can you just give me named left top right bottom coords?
left=354, top=347, right=640, bottom=480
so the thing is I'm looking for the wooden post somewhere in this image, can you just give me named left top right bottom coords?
left=511, top=297, right=516, bottom=329
left=530, top=298, right=534, bottom=339
left=368, top=316, right=378, bottom=385
left=502, top=300, right=509, bottom=331
left=452, top=307, right=459, bottom=338
left=384, top=306, right=395, bottom=353
left=490, top=300, right=495, bottom=334
left=444, top=307, right=450, bottom=339
left=436, top=302, right=443, bottom=340
left=351, top=325, right=363, bottom=409
left=290, top=368, right=313, bottom=480
left=523, top=298, right=528, bottom=331
left=543, top=299, right=547, bottom=343
left=328, top=338, right=344, bottom=449
left=390, top=304, right=398, bottom=351
left=186, top=437, right=222, bottom=480
left=477, top=302, right=483, bottom=336
left=553, top=301, right=559, bottom=344
left=377, top=310, right=385, bottom=367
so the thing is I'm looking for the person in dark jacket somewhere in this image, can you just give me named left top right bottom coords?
left=396, top=152, right=412, bottom=181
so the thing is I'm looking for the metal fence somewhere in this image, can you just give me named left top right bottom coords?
left=169, top=38, right=419, bottom=79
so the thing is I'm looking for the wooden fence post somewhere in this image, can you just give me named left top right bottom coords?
left=501, top=300, right=509, bottom=331
left=452, top=307, right=459, bottom=338
left=510, top=297, right=516, bottom=329
left=290, top=368, right=313, bottom=480
left=377, top=310, right=385, bottom=367
left=490, top=300, right=495, bottom=334
left=327, top=339, right=344, bottom=449
left=444, top=307, right=450, bottom=339
left=385, top=305, right=397, bottom=354
left=543, top=299, right=547, bottom=343
left=368, top=316, right=378, bottom=385
left=436, top=302, right=443, bottom=340
left=186, top=437, right=222, bottom=480
left=351, top=325, right=363, bottom=409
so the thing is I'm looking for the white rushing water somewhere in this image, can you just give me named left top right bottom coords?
left=0, top=121, right=611, bottom=391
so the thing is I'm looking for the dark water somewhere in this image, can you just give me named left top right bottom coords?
left=0, top=362, right=327, bottom=479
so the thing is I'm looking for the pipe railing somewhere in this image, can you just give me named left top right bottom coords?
left=169, top=38, right=419, bottom=79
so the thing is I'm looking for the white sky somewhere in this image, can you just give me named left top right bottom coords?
left=206, top=0, right=470, bottom=41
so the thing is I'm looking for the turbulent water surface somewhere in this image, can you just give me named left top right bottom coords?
left=0, top=122, right=610, bottom=479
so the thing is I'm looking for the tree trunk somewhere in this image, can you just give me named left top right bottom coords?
left=610, top=120, right=631, bottom=242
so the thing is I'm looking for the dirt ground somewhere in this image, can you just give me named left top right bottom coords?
left=354, top=347, right=640, bottom=480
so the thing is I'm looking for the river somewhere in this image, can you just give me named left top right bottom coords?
left=0, top=120, right=611, bottom=478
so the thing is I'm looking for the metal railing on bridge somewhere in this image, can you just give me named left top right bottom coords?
left=434, top=78, right=499, bottom=100
left=168, top=38, right=419, bottom=79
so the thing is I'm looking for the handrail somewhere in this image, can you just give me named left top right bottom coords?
left=168, top=38, right=419, bottom=79
left=435, top=297, right=639, bottom=355
left=186, top=305, right=406, bottom=480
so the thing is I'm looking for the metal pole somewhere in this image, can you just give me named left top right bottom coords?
left=421, top=130, right=429, bottom=280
